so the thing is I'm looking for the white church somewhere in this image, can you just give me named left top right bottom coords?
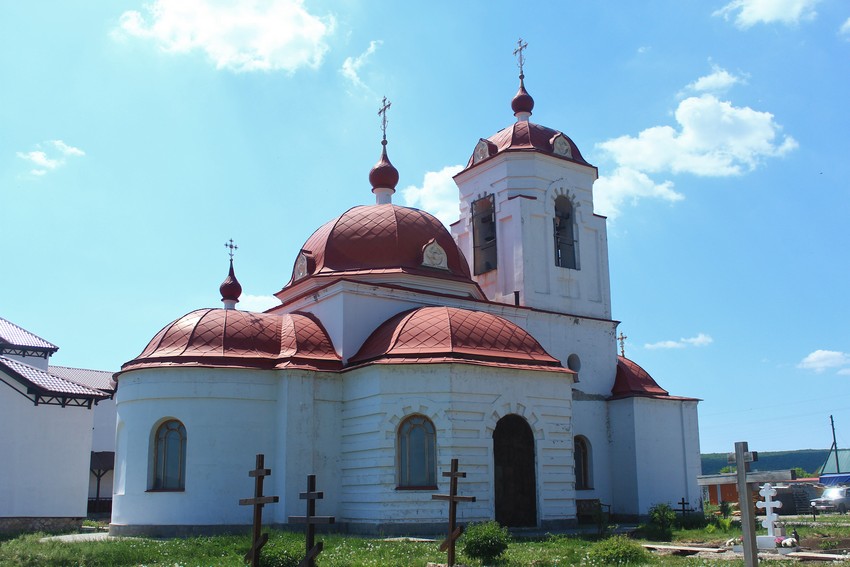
left=110, top=65, right=702, bottom=536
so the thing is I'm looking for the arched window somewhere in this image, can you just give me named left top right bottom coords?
left=397, top=415, right=437, bottom=489
left=554, top=196, right=577, bottom=269
left=472, top=194, right=497, bottom=274
left=574, top=435, right=592, bottom=490
left=151, top=419, right=186, bottom=491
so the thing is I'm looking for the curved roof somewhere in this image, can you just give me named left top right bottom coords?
left=120, top=309, right=341, bottom=374
left=610, top=356, right=669, bottom=399
left=350, top=306, right=569, bottom=373
left=465, top=120, right=591, bottom=171
left=284, top=204, right=472, bottom=287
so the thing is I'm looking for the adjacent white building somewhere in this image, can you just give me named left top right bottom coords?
left=110, top=73, right=702, bottom=536
left=0, top=318, right=114, bottom=533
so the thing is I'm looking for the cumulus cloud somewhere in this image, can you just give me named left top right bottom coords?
left=645, top=333, right=714, bottom=350
left=400, top=165, right=463, bottom=228
left=114, top=0, right=334, bottom=73
left=840, top=17, right=850, bottom=39
left=238, top=294, right=280, bottom=312
left=16, top=140, right=85, bottom=176
left=714, top=0, right=819, bottom=28
left=593, top=167, right=683, bottom=219
left=683, top=65, right=746, bottom=95
left=340, top=40, right=382, bottom=91
left=599, top=94, right=797, bottom=177
left=797, top=350, right=850, bottom=373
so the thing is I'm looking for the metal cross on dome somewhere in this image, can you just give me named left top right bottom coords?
left=378, top=96, right=392, bottom=142
left=225, top=239, right=238, bottom=260
left=513, top=38, right=528, bottom=76
left=618, top=331, right=628, bottom=357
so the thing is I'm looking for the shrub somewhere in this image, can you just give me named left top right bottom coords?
left=461, top=521, right=510, bottom=563
left=646, top=503, right=676, bottom=541
left=675, top=512, right=708, bottom=530
left=719, top=501, right=732, bottom=519
left=585, top=534, right=650, bottom=565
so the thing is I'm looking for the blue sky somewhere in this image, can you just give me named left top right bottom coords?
left=2, top=0, right=848, bottom=455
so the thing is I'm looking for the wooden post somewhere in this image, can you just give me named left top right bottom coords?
left=289, top=474, right=335, bottom=567
left=239, top=454, right=279, bottom=567
left=734, top=441, right=758, bottom=567
left=432, top=458, right=476, bottom=567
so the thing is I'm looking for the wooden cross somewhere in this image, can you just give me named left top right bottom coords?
left=289, top=474, right=335, bottom=567
left=617, top=331, right=627, bottom=357
left=676, top=497, right=690, bottom=516
left=378, top=96, right=392, bottom=142
left=513, top=38, right=528, bottom=76
left=225, top=238, right=238, bottom=260
left=238, top=454, right=279, bottom=567
left=432, top=458, right=476, bottom=567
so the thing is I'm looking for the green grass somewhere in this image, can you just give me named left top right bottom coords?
left=1, top=520, right=848, bottom=567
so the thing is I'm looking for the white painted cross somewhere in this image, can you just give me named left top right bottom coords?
left=757, top=483, right=782, bottom=536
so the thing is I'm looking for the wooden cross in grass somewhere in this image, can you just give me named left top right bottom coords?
left=289, top=474, right=335, bottom=567
left=238, top=454, right=279, bottom=567
left=432, top=458, right=476, bottom=567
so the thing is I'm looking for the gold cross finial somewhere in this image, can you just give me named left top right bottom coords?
left=378, top=96, right=392, bottom=143
left=513, top=38, right=528, bottom=77
left=618, top=331, right=628, bottom=357
left=225, top=239, right=238, bottom=260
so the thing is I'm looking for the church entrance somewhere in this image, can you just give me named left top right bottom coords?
left=493, top=414, right=537, bottom=527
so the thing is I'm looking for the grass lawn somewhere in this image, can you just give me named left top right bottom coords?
left=1, top=517, right=848, bottom=566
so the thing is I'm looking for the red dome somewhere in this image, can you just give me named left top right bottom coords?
left=219, top=260, right=242, bottom=302
left=610, top=356, right=669, bottom=399
left=369, top=141, right=399, bottom=191
left=511, top=76, right=534, bottom=115
left=350, top=306, right=569, bottom=373
left=465, top=120, right=591, bottom=170
left=120, top=309, right=340, bottom=373
left=287, top=204, right=472, bottom=285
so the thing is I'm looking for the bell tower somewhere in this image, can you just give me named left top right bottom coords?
left=451, top=47, right=611, bottom=320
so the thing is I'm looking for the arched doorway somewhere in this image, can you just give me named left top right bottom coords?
left=493, top=414, right=537, bottom=527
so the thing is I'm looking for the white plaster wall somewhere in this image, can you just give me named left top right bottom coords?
left=91, top=398, right=116, bottom=452
left=609, top=397, right=702, bottom=516
left=338, top=363, right=574, bottom=528
left=3, top=352, right=50, bottom=371
left=111, top=368, right=278, bottom=527
left=570, top=398, right=614, bottom=507
left=0, top=379, right=93, bottom=518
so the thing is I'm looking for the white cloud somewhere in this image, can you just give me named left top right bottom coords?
left=16, top=140, right=85, bottom=177
left=598, top=94, right=797, bottom=178
left=115, top=0, right=334, bottom=73
left=840, top=17, right=850, bottom=39
left=593, top=167, right=683, bottom=219
left=683, top=65, right=745, bottom=95
left=340, top=40, right=382, bottom=91
left=797, top=350, right=850, bottom=373
left=239, top=294, right=279, bottom=312
left=714, top=0, right=819, bottom=28
left=401, top=165, right=463, bottom=228
left=645, top=333, right=714, bottom=350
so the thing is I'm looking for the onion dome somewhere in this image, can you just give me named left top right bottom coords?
left=511, top=75, right=534, bottom=118
left=369, top=140, right=400, bottom=203
left=350, top=306, right=570, bottom=373
left=119, top=309, right=341, bottom=374
left=466, top=120, right=592, bottom=170
left=220, top=259, right=242, bottom=309
left=286, top=204, right=472, bottom=286
left=610, top=356, right=700, bottom=401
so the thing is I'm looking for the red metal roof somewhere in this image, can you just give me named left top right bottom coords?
left=610, top=356, right=669, bottom=399
left=350, top=306, right=570, bottom=373
left=463, top=120, right=592, bottom=172
left=284, top=204, right=472, bottom=288
left=120, top=309, right=341, bottom=374
left=0, top=356, right=108, bottom=399
left=0, top=317, right=58, bottom=352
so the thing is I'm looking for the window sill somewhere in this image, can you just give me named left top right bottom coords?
left=576, top=487, right=594, bottom=491
left=395, top=486, right=438, bottom=491
left=146, top=488, right=185, bottom=493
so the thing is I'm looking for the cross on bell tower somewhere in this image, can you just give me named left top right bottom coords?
left=225, top=238, right=238, bottom=260
left=513, top=38, right=528, bottom=76
left=618, top=331, right=628, bottom=357
left=378, top=96, right=392, bottom=142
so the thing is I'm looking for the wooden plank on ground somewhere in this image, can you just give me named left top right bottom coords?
left=786, top=551, right=850, bottom=561
left=642, top=544, right=725, bottom=554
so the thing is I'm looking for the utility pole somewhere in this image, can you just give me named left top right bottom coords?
left=831, top=415, right=840, bottom=474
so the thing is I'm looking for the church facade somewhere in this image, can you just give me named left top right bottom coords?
left=110, top=73, right=701, bottom=536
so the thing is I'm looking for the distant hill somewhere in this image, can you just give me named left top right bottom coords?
left=701, top=449, right=831, bottom=476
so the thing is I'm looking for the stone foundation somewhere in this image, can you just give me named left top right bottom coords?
left=0, top=517, right=83, bottom=534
